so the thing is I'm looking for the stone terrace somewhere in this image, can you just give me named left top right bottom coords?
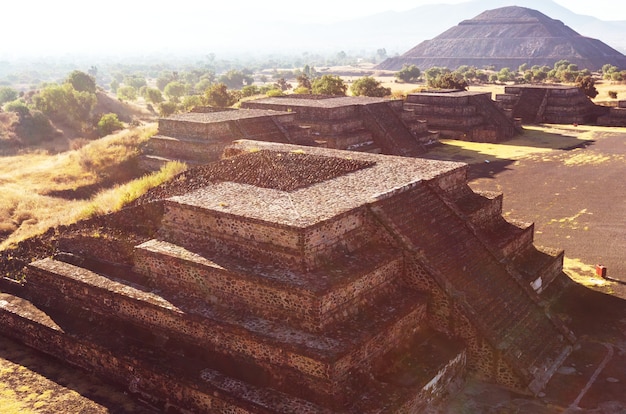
left=242, top=95, right=438, bottom=156
left=0, top=140, right=575, bottom=412
left=404, top=90, right=517, bottom=142
left=496, top=85, right=609, bottom=125
left=141, top=108, right=305, bottom=170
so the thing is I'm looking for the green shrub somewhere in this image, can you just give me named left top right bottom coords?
left=608, top=90, right=618, bottom=99
left=97, top=113, right=124, bottom=137
left=266, top=88, right=284, bottom=97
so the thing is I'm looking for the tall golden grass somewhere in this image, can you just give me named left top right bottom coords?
left=0, top=124, right=186, bottom=250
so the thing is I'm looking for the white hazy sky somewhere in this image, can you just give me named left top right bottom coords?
left=2, top=0, right=625, bottom=57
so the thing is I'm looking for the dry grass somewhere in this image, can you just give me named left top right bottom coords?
left=0, top=123, right=186, bottom=250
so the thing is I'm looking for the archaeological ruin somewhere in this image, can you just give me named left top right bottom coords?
left=378, top=6, right=626, bottom=72
left=142, top=96, right=439, bottom=171
left=403, top=90, right=517, bottom=141
left=0, top=138, right=577, bottom=412
left=495, top=84, right=608, bottom=125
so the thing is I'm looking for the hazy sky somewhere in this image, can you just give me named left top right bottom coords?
left=2, top=0, right=625, bottom=57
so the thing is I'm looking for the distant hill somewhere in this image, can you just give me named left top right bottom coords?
left=376, top=5, right=626, bottom=71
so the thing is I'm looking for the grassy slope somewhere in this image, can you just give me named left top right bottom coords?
left=0, top=124, right=186, bottom=250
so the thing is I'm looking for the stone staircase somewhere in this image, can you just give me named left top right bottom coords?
left=369, top=182, right=574, bottom=393
left=362, top=103, right=425, bottom=157
left=513, top=88, right=548, bottom=123
left=234, top=117, right=291, bottom=144
left=467, top=93, right=517, bottom=140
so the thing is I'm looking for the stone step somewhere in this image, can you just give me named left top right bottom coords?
left=0, top=292, right=333, bottom=413
left=233, top=118, right=291, bottom=144
left=133, top=238, right=404, bottom=332
left=404, top=102, right=478, bottom=116
left=0, top=290, right=465, bottom=412
left=138, top=154, right=200, bottom=172
left=475, top=216, right=535, bottom=259
left=146, top=134, right=228, bottom=163
left=159, top=194, right=381, bottom=271
left=23, top=258, right=429, bottom=394
left=508, top=245, right=565, bottom=294
left=454, top=189, right=504, bottom=227
left=323, top=129, right=374, bottom=150
left=356, top=328, right=466, bottom=413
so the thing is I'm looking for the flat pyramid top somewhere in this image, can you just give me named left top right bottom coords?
left=167, top=140, right=465, bottom=227
left=163, top=108, right=290, bottom=124
left=249, top=95, right=389, bottom=109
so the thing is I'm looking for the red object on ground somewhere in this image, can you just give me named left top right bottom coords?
left=596, top=265, right=607, bottom=278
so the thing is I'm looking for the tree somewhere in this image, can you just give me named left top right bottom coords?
left=204, top=83, right=238, bottom=107
left=311, top=75, right=347, bottom=96
left=164, top=81, right=188, bottom=102
left=428, top=73, right=468, bottom=90
left=158, top=101, right=179, bottom=117
left=156, top=71, right=178, bottom=91
left=144, top=87, right=164, bottom=104
left=88, top=65, right=98, bottom=79
left=274, top=78, right=292, bottom=91
left=181, top=95, right=204, bottom=112
left=97, top=113, right=124, bottom=137
left=67, top=70, right=96, bottom=93
left=117, top=85, right=138, bottom=101
left=395, top=64, right=421, bottom=83
left=110, top=79, right=120, bottom=93
left=350, top=77, right=391, bottom=97
left=576, top=75, right=598, bottom=98
left=296, top=74, right=312, bottom=90
left=218, top=69, right=254, bottom=89
left=0, top=86, right=18, bottom=105
left=32, top=83, right=96, bottom=127
left=124, top=75, right=147, bottom=90
left=241, top=85, right=261, bottom=97
left=497, top=67, right=515, bottom=83
left=195, top=78, right=213, bottom=94
left=4, top=100, right=31, bottom=117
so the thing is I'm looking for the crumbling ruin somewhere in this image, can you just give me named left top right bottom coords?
left=0, top=139, right=575, bottom=412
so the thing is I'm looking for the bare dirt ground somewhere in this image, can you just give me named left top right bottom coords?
left=424, top=124, right=626, bottom=285
left=427, top=124, right=626, bottom=413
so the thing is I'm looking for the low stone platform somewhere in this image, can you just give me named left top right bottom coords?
left=496, top=85, right=609, bottom=125
left=404, top=90, right=517, bottom=142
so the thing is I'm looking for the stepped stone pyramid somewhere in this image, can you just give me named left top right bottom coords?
left=378, top=6, right=626, bottom=71
left=496, top=85, right=609, bottom=124
left=143, top=96, right=438, bottom=171
left=0, top=140, right=575, bottom=412
left=403, top=90, right=517, bottom=141
left=242, top=95, right=438, bottom=157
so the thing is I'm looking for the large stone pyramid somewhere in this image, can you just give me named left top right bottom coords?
left=378, top=6, right=626, bottom=71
